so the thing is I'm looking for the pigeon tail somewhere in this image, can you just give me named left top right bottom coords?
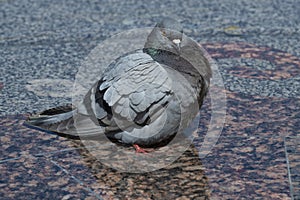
left=24, top=105, right=82, bottom=139
left=24, top=105, right=109, bottom=140
left=25, top=110, right=75, bottom=127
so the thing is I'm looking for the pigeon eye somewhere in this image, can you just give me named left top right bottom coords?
left=161, top=30, right=167, bottom=36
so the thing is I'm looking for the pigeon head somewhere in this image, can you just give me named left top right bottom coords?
left=155, top=18, right=183, bottom=45
left=144, top=18, right=183, bottom=56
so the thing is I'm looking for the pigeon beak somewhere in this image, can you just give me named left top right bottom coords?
left=172, top=39, right=181, bottom=48
left=172, top=39, right=181, bottom=54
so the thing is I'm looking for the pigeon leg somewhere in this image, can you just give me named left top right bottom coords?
left=133, top=144, right=152, bottom=153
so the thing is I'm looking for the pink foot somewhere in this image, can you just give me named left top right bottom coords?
left=133, top=144, right=153, bottom=153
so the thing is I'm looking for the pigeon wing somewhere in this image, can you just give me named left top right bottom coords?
left=73, top=51, right=173, bottom=140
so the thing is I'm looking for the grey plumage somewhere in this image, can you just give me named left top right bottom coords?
left=25, top=18, right=212, bottom=147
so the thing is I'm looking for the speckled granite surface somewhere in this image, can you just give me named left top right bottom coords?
left=0, top=156, right=100, bottom=200
left=202, top=136, right=290, bottom=199
left=48, top=144, right=210, bottom=199
left=1, top=0, right=299, bottom=199
left=0, top=115, right=293, bottom=199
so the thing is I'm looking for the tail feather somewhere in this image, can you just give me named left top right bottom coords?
left=24, top=105, right=109, bottom=140
left=24, top=105, right=77, bottom=138
left=39, top=104, right=75, bottom=115
left=25, top=110, right=75, bottom=127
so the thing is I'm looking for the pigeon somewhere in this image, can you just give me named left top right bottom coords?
left=25, top=18, right=212, bottom=152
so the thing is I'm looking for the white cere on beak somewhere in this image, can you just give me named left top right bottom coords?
left=172, top=39, right=181, bottom=45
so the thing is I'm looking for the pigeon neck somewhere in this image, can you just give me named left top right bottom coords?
left=143, top=47, right=160, bottom=57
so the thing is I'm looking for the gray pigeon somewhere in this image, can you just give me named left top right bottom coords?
left=25, top=18, right=212, bottom=151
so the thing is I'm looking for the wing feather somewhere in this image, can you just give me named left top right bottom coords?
left=74, top=51, right=173, bottom=139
